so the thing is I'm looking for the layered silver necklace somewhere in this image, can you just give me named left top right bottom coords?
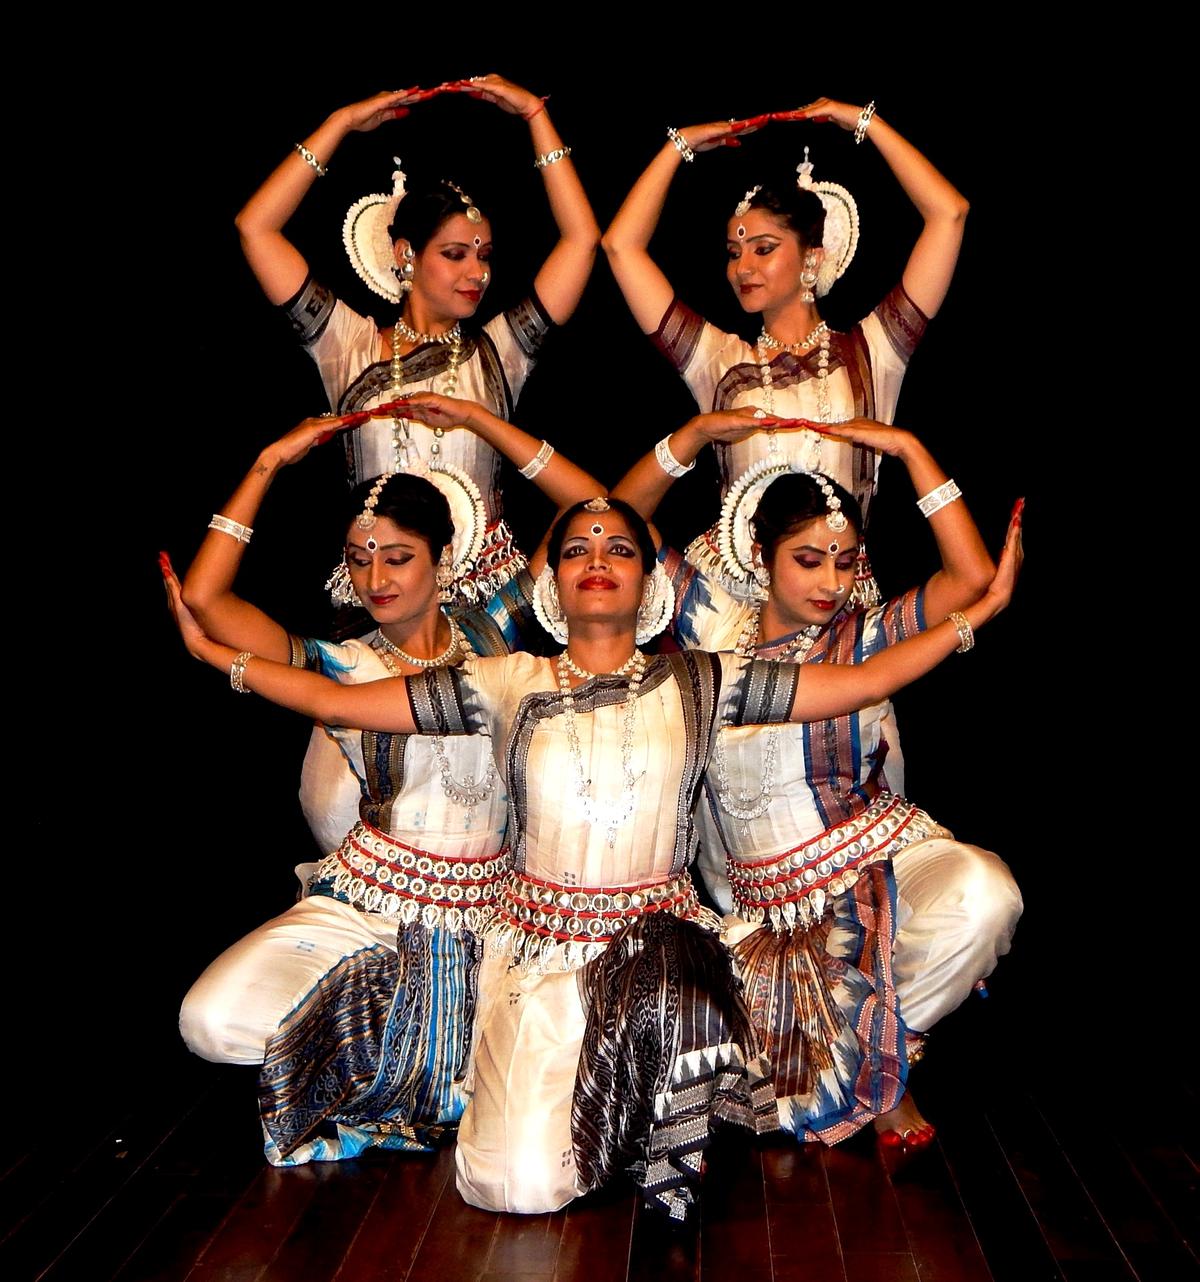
left=556, top=649, right=646, bottom=847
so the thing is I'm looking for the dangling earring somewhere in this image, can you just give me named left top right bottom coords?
left=392, top=244, right=415, bottom=293
left=751, top=550, right=771, bottom=589
left=799, top=250, right=818, bottom=304
left=532, top=565, right=568, bottom=643
left=635, top=563, right=676, bottom=645
left=847, top=543, right=881, bottom=608
left=325, top=559, right=362, bottom=608
left=435, top=545, right=456, bottom=604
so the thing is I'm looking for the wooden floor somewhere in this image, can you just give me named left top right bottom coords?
left=5, top=996, right=1195, bottom=1282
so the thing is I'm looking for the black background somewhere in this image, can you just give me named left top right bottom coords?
left=37, top=45, right=1126, bottom=1094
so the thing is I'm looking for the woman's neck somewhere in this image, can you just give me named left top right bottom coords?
left=378, top=610, right=449, bottom=661
left=562, top=625, right=640, bottom=683
left=761, top=299, right=822, bottom=344
left=402, top=296, right=456, bottom=339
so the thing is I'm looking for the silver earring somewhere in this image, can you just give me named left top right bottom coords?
left=394, top=244, right=415, bottom=293
left=800, top=250, right=818, bottom=304
left=435, top=545, right=456, bottom=604
left=325, top=559, right=362, bottom=608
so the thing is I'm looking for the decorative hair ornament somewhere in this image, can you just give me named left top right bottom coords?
left=637, top=563, right=675, bottom=644
left=667, top=127, right=695, bottom=162
left=853, top=100, right=876, bottom=146
left=716, top=457, right=849, bottom=596
left=532, top=564, right=569, bottom=643
left=585, top=496, right=610, bottom=513
left=344, top=158, right=410, bottom=303
left=794, top=147, right=860, bottom=297
left=294, top=142, right=328, bottom=177
left=443, top=178, right=483, bottom=224
left=734, top=185, right=761, bottom=218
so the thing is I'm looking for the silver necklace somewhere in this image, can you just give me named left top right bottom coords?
left=715, top=608, right=822, bottom=834
left=372, top=630, right=497, bottom=825
left=559, top=650, right=644, bottom=681
left=389, top=320, right=463, bottom=471
left=556, top=649, right=646, bottom=847
left=377, top=613, right=465, bottom=669
left=755, top=323, right=832, bottom=430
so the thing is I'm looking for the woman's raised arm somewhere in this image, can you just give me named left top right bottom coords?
left=166, top=566, right=418, bottom=734
left=179, top=413, right=366, bottom=660
left=235, top=90, right=422, bottom=305
left=454, top=74, right=600, bottom=325
left=602, top=121, right=745, bottom=334
left=783, top=98, right=968, bottom=318
left=788, top=508, right=1022, bottom=723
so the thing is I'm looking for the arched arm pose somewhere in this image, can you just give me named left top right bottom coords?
left=168, top=492, right=1018, bottom=1212
left=602, top=99, right=968, bottom=575
left=237, top=77, right=599, bottom=323
left=616, top=414, right=1024, bottom=1149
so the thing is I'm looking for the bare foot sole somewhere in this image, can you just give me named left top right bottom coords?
left=874, top=1093, right=935, bottom=1150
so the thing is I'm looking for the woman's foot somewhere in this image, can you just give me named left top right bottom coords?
left=874, top=1093, right=936, bottom=1151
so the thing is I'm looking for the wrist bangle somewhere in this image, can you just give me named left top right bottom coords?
left=209, top=513, right=254, bottom=544
left=654, top=435, right=695, bottom=478
left=522, top=97, right=548, bottom=121
left=293, top=142, right=328, bottom=176
left=667, top=127, right=695, bottom=163
left=915, top=479, right=962, bottom=519
left=518, top=439, right=555, bottom=480
left=853, top=101, right=876, bottom=146
left=946, top=612, right=974, bottom=654
left=230, top=651, right=255, bottom=693
left=287, top=633, right=306, bottom=669
left=534, top=145, right=572, bottom=170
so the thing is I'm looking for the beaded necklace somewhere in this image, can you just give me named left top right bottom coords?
left=556, top=649, right=646, bottom=847
left=389, top=319, right=463, bottom=471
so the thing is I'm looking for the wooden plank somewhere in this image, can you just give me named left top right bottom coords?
left=331, top=1145, right=456, bottom=1282
left=484, top=1208, right=566, bottom=1280
left=626, top=1193, right=699, bottom=1282
left=554, top=1188, right=636, bottom=1282
left=1035, top=1091, right=1198, bottom=1282
left=699, top=1131, right=771, bottom=1280
left=824, top=1137, right=910, bottom=1253
left=404, top=1159, right=500, bottom=1282
left=985, top=1094, right=1137, bottom=1281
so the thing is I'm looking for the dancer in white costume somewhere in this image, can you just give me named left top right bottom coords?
left=614, top=409, right=1023, bottom=1145
left=172, top=401, right=601, bottom=1164
left=167, top=494, right=1022, bottom=1212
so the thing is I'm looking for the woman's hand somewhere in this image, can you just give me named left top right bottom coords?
left=772, top=98, right=863, bottom=130
left=445, top=73, right=544, bottom=118
left=799, top=417, right=916, bottom=458
left=263, top=413, right=369, bottom=469
left=976, top=501, right=1025, bottom=619
left=393, top=391, right=480, bottom=431
left=162, top=552, right=221, bottom=666
left=337, top=86, right=456, bottom=132
left=676, top=120, right=753, bottom=153
left=690, top=409, right=777, bottom=444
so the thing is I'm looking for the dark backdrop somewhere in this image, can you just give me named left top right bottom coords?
left=43, top=49, right=1118, bottom=1098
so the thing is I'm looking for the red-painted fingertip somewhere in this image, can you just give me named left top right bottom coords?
left=1012, top=497, right=1025, bottom=524
left=722, top=138, right=741, bottom=147
left=158, top=550, right=173, bottom=578
left=342, top=411, right=370, bottom=428
left=390, top=107, right=410, bottom=119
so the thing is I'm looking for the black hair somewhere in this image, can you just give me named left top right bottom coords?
left=751, top=474, right=863, bottom=560
left=343, top=474, right=454, bottom=559
left=387, top=179, right=486, bottom=253
left=738, top=181, right=826, bottom=250
left=546, top=498, right=657, bottom=573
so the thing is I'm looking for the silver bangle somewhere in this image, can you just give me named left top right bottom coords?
left=853, top=101, right=876, bottom=146
left=655, top=435, right=695, bottom=478
left=915, top=479, right=963, bottom=519
left=667, top=127, right=695, bottom=163
left=518, top=439, right=555, bottom=480
left=230, top=651, right=254, bottom=693
left=946, top=612, right=975, bottom=654
left=294, top=142, right=328, bottom=176
left=534, top=145, right=572, bottom=170
left=209, top=513, right=254, bottom=544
